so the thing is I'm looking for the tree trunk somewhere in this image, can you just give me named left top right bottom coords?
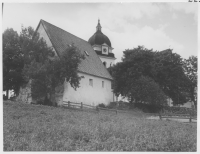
left=191, top=87, right=197, bottom=109
left=130, top=96, right=135, bottom=108
left=50, top=88, right=57, bottom=106
left=6, top=90, right=9, bottom=99
left=194, top=100, right=197, bottom=109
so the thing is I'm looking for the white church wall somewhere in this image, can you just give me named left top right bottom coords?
left=37, top=22, right=114, bottom=106
left=63, top=72, right=113, bottom=106
left=99, top=56, right=115, bottom=68
left=108, top=48, right=113, bottom=53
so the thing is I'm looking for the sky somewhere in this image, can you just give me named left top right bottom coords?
left=2, top=2, right=198, bottom=62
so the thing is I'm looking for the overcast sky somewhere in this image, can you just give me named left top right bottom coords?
left=3, top=3, right=198, bottom=62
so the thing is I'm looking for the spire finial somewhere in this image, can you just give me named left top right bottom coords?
left=96, top=18, right=102, bottom=32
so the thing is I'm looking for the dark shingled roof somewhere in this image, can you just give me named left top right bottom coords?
left=88, top=30, right=112, bottom=47
left=38, top=19, right=112, bottom=80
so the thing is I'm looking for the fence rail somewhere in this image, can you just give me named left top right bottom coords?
left=62, top=101, right=197, bottom=121
left=159, top=112, right=197, bottom=123
left=62, top=101, right=127, bottom=114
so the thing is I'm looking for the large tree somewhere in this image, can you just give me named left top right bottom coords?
left=23, top=43, right=85, bottom=105
left=109, top=46, right=167, bottom=105
left=3, top=26, right=52, bottom=96
left=3, top=26, right=85, bottom=105
left=129, top=76, right=167, bottom=105
left=154, top=49, right=190, bottom=105
left=3, top=28, right=24, bottom=95
left=109, top=46, right=190, bottom=106
left=183, top=56, right=197, bottom=108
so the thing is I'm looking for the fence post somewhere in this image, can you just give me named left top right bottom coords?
left=189, top=113, right=192, bottom=123
left=159, top=112, right=162, bottom=120
left=68, top=101, right=70, bottom=108
left=80, top=102, right=82, bottom=109
left=96, top=106, right=99, bottom=113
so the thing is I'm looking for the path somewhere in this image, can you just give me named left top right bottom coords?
left=146, top=116, right=197, bottom=123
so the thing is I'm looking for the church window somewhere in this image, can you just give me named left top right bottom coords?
left=103, top=61, right=106, bottom=67
left=102, top=81, right=104, bottom=88
left=89, top=79, right=93, bottom=87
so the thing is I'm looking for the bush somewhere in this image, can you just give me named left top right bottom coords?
left=36, top=100, right=44, bottom=105
left=10, top=96, right=16, bottom=101
left=107, top=102, right=118, bottom=109
left=107, top=101, right=163, bottom=113
left=131, top=103, right=163, bottom=113
left=3, top=94, right=8, bottom=100
left=98, top=103, right=106, bottom=108
left=35, top=97, right=53, bottom=106
left=162, top=106, right=197, bottom=116
left=106, top=101, right=129, bottom=110
left=118, top=101, right=129, bottom=110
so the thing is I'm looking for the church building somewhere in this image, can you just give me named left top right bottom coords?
left=17, top=19, right=116, bottom=106
left=88, top=19, right=116, bottom=68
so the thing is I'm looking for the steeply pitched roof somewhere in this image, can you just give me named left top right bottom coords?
left=37, top=19, right=112, bottom=80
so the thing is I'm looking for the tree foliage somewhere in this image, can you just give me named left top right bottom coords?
left=3, top=26, right=85, bottom=105
left=183, top=56, right=197, bottom=108
left=129, top=76, right=167, bottom=105
left=154, top=49, right=190, bottom=105
left=23, top=44, right=85, bottom=104
left=3, top=28, right=24, bottom=94
left=109, top=46, right=190, bottom=106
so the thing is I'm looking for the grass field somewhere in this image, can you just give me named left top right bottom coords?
left=3, top=100, right=197, bottom=151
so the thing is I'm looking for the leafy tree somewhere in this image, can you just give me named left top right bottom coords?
left=109, top=46, right=167, bottom=105
left=109, top=46, right=156, bottom=97
left=19, top=26, right=52, bottom=65
left=3, top=26, right=52, bottom=96
left=3, top=26, right=85, bottom=106
left=129, top=76, right=167, bottom=105
left=23, top=43, right=85, bottom=105
left=154, top=49, right=190, bottom=105
left=109, top=46, right=190, bottom=106
left=3, top=28, right=24, bottom=95
left=183, top=56, right=197, bottom=108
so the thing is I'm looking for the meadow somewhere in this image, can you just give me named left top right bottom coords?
left=3, top=100, right=197, bottom=151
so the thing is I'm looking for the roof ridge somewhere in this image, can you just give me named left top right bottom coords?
left=40, top=19, right=91, bottom=46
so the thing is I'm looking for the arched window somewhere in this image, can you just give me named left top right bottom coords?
left=103, top=61, right=107, bottom=67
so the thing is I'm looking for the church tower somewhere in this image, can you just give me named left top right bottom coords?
left=88, top=19, right=116, bottom=68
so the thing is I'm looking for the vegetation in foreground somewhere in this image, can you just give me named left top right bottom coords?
left=4, top=101, right=197, bottom=151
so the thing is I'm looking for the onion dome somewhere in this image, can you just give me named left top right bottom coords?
left=88, top=19, right=112, bottom=47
